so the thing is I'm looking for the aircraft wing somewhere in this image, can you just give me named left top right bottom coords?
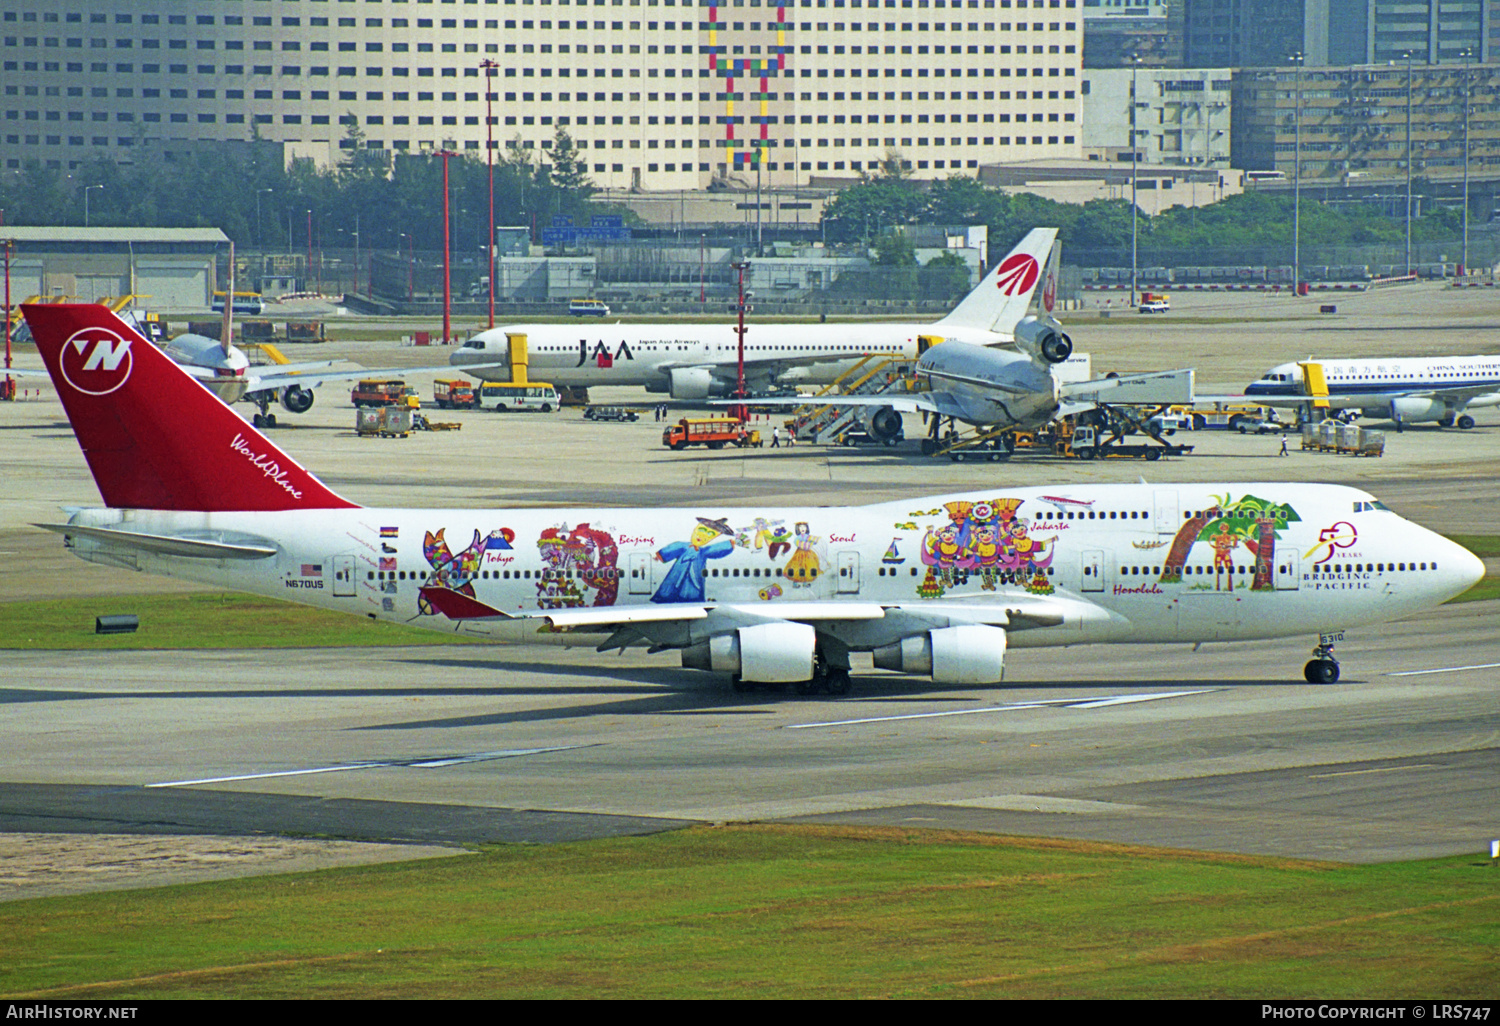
left=1062, top=368, right=1196, bottom=405
left=718, top=389, right=993, bottom=422
left=243, top=360, right=509, bottom=394
left=418, top=584, right=1091, bottom=648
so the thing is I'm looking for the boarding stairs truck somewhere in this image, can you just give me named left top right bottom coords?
left=789, top=355, right=918, bottom=445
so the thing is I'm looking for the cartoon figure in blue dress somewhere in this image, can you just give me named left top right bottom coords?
left=652, top=516, right=735, bottom=603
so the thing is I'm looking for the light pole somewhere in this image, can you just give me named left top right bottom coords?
left=305, top=209, right=314, bottom=292
left=1460, top=49, right=1473, bottom=275
left=731, top=260, right=750, bottom=422
left=1405, top=50, right=1414, bottom=276
left=352, top=214, right=361, bottom=300
left=256, top=188, right=273, bottom=249
left=1129, top=54, right=1141, bottom=310
left=481, top=59, right=498, bottom=329
left=3, top=236, right=14, bottom=401
left=438, top=150, right=456, bottom=344
left=83, top=184, right=103, bottom=228
left=1290, top=52, right=1303, bottom=295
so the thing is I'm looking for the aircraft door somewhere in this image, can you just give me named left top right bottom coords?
left=628, top=551, right=653, bottom=595
left=332, top=555, right=356, bottom=597
left=836, top=550, right=860, bottom=594
left=1275, top=552, right=1299, bottom=591
left=1153, top=490, right=1179, bottom=536
left=1081, top=549, right=1106, bottom=592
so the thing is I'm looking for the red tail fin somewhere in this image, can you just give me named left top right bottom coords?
left=24, top=303, right=357, bottom=512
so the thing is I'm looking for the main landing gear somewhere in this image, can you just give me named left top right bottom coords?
left=730, top=656, right=852, bottom=697
left=1304, top=637, right=1341, bottom=684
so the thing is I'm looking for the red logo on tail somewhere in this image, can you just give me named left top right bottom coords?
left=60, top=327, right=134, bottom=396
left=995, top=253, right=1040, bottom=296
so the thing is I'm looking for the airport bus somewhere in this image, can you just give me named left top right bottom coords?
left=478, top=382, right=561, bottom=413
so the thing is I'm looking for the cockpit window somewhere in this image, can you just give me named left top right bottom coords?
left=463, top=338, right=484, bottom=349
left=1353, top=500, right=1391, bottom=512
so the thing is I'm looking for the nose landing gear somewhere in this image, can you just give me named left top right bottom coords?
left=1304, top=636, right=1341, bottom=683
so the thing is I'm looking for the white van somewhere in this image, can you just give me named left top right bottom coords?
left=569, top=298, right=610, bottom=317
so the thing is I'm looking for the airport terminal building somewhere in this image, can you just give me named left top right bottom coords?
left=1, top=0, right=1085, bottom=191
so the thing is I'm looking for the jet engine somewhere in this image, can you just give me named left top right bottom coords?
left=669, top=366, right=717, bottom=401
left=1387, top=397, right=1446, bottom=425
left=280, top=385, right=316, bottom=414
left=872, top=624, right=1007, bottom=684
left=682, top=621, right=817, bottom=682
left=1012, top=316, right=1073, bottom=365
left=859, top=406, right=905, bottom=445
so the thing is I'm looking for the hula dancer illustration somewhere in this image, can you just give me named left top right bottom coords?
left=652, top=516, right=734, bottom=604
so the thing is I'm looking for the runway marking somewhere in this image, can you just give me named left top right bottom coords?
left=1387, top=661, right=1500, bottom=677
left=145, top=746, right=583, bottom=788
left=1307, top=764, right=1441, bottom=779
left=786, top=690, right=1214, bottom=729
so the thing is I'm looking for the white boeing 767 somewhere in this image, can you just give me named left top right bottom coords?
left=23, top=303, right=1482, bottom=691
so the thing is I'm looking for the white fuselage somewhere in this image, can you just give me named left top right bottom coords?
left=163, top=334, right=250, bottom=403
left=1248, top=355, right=1500, bottom=423
left=449, top=322, right=1010, bottom=393
left=917, top=338, right=1062, bottom=429
left=61, top=483, right=1479, bottom=653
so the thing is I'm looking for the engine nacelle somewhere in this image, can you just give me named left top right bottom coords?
left=1013, top=316, right=1073, bottom=365
left=669, top=366, right=717, bottom=401
left=683, top=622, right=817, bottom=682
left=873, top=624, right=1007, bottom=684
left=859, top=406, right=905, bottom=444
left=1387, top=397, right=1446, bottom=424
left=280, top=385, right=316, bottom=414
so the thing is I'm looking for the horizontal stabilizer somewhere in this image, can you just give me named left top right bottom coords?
left=32, top=522, right=278, bottom=560
left=1062, top=368, right=1195, bottom=405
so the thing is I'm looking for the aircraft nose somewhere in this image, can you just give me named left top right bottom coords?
left=1446, top=537, right=1487, bottom=593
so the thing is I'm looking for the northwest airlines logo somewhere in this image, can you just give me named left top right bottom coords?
left=59, top=327, right=134, bottom=396
left=995, top=253, right=1040, bottom=296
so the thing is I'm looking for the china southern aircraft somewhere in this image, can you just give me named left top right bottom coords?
left=24, top=304, right=1481, bottom=691
left=448, top=228, right=1059, bottom=400
left=1246, top=354, right=1500, bottom=430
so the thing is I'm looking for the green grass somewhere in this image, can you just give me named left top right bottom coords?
left=0, top=592, right=479, bottom=650
left=0, top=825, right=1494, bottom=999
left=1446, top=534, right=1500, bottom=559
left=1451, top=577, right=1500, bottom=603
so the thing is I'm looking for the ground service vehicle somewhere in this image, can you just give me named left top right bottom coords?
left=583, top=405, right=640, bottom=422
left=479, top=382, right=560, bottom=412
left=1139, top=293, right=1170, bottom=314
left=433, top=379, right=479, bottom=410
left=351, top=379, right=420, bottom=409
left=663, top=417, right=754, bottom=450
left=569, top=298, right=611, bottom=317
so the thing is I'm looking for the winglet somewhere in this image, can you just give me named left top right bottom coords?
left=23, top=303, right=357, bottom=512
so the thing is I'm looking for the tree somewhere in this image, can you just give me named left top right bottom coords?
left=874, top=230, right=917, bottom=266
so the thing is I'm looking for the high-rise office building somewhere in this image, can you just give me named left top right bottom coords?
left=1, top=0, right=1086, bottom=190
left=1180, top=0, right=1492, bottom=69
